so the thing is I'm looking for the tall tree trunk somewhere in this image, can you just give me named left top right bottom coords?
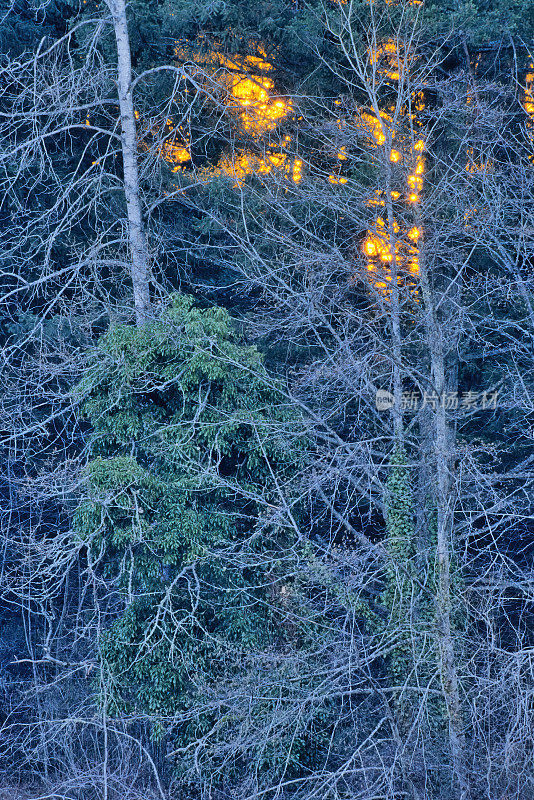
left=109, top=0, right=150, bottom=325
left=419, top=259, right=470, bottom=800
left=384, top=153, right=404, bottom=445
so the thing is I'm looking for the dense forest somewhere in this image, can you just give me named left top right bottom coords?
left=0, top=0, right=533, bottom=798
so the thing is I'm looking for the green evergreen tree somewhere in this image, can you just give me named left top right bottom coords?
left=75, top=294, right=306, bottom=733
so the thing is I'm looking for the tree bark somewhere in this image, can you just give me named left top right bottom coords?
left=419, top=260, right=470, bottom=800
left=109, top=0, right=150, bottom=325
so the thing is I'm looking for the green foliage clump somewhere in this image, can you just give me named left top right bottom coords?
left=423, top=0, right=534, bottom=44
left=385, top=447, right=415, bottom=567
left=75, top=294, right=306, bottom=725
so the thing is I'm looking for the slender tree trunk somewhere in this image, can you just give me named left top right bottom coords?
left=434, top=356, right=469, bottom=800
left=419, top=259, right=470, bottom=800
left=384, top=154, right=404, bottom=445
left=109, top=0, right=150, bottom=325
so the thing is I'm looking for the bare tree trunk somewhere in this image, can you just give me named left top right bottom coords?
left=384, top=155, right=404, bottom=445
left=108, top=0, right=150, bottom=325
left=419, top=260, right=470, bottom=800
left=434, top=371, right=469, bottom=800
